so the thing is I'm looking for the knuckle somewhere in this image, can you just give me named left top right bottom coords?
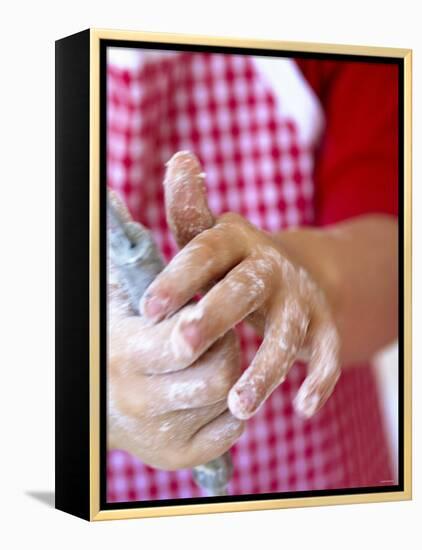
left=218, top=211, right=245, bottom=226
left=113, top=378, right=149, bottom=418
left=176, top=234, right=215, bottom=269
left=113, top=394, right=138, bottom=419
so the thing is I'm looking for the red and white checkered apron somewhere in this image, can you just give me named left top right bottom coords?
left=106, top=50, right=394, bottom=501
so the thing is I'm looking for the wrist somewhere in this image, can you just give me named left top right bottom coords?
left=272, top=228, right=343, bottom=324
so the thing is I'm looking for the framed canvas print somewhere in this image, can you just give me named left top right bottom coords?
left=55, top=28, right=412, bottom=521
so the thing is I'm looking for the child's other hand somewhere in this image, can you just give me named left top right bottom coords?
left=108, top=196, right=244, bottom=470
left=141, top=152, right=341, bottom=420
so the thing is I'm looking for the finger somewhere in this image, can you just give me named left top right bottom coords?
left=140, top=222, right=247, bottom=322
left=164, top=151, right=215, bottom=248
left=124, top=400, right=230, bottom=471
left=228, top=297, right=309, bottom=420
left=109, top=305, right=199, bottom=376
left=185, top=410, right=244, bottom=469
left=293, top=313, right=340, bottom=419
left=170, top=255, right=275, bottom=363
left=113, top=331, right=241, bottom=416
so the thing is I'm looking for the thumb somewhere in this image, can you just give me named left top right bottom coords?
left=164, top=151, right=215, bottom=248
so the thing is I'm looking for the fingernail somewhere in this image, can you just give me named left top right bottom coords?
left=180, top=323, right=202, bottom=350
left=141, top=294, right=169, bottom=321
left=166, top=150, right=189, bottom=165
left=164, top=151, right=194, bottom=181
left=228, top=386, right=256, bottom=420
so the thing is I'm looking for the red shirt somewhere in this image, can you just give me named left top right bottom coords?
left=297, top=58, right=398, bottom=224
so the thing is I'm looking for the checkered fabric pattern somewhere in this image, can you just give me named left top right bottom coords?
left=106, top=51, right=394, bottom=502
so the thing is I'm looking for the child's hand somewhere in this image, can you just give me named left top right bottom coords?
left=108, top=201, right=244, bottom=470
left=109, top=277, right=244, bottom=470
left=141, top=152, right=341, bottom=420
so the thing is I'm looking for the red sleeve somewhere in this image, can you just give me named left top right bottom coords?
left=296, top=59, right=399, bottom=226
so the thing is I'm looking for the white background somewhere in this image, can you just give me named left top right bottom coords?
left=0, top=0, right=420, bottom=548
